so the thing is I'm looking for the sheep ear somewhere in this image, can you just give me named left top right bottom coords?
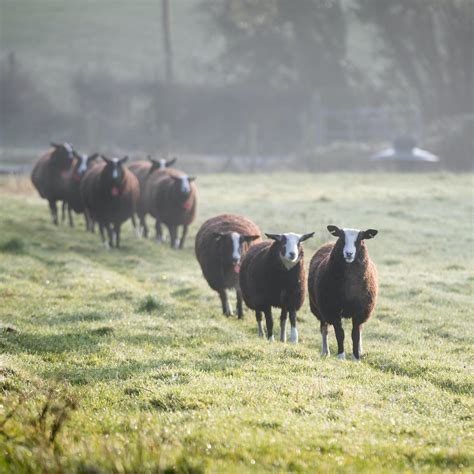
left=242, top=235, right=260, bottom=243
left=265, top=233, right=282, bottom=242
left=166, top=157, right=177, bottom=167
left=88, top=153, right=100, bottom=162
left=299, top=232, right=315, bottom=242
left=327, top=225, right=342, bottom=237
left=362, top=229, right=378, bottom=239
left=72, top=150, right=82, bottom=159
left=188, top=176, right=196, bottom=182
left=101, top=155, right=112, bottom=164
left=50, top=142, right=60, bottom=148
left=120, top=155, right=128, bottom=164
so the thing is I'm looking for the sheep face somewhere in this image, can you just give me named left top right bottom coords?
left=265, top=232, right=315, bottom=270
left=101, top=156, right=128, bottom=196
left=327, top=225, right=378, bottom=263
left=72, top=153, right=99, bottom=181
left=149, top=156, right=177, bottom=170
left=50, top=143, right=74, bottom=171
left=171, top=175, right=196, bottom=198
left=214, top=232, right=260, bottom=272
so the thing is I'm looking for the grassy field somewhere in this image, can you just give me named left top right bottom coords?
left=0, top=172, right=473, bottom=473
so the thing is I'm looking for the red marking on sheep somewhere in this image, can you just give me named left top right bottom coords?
left=182, top=197, right=193, bottom=209
left=234, top=264, right=241, bottom=274
left=111, top=186, right=120, bottom=197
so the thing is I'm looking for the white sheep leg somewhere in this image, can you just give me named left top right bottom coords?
left=289, top=310, right=298, bottom=344
left=256, top=311, right=264, bottom=337
left=280, top=309, right=288, bottom=342
left=321, top=323, right=330, bottom=356
left=359, top=332, right=363, bottom=355
left=224, top=300, right=233, bottom=317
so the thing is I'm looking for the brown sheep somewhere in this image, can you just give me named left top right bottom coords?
left=80, top=156, right=139, bottom=248
left=31, top=142, right=75, bottom=225
left=239, top=232, right=314, bottom=342
left=128, top=156, right=176, bottom=237
left=64, top=152, right=99, bottom=230
left=143, top=168, right=196, bottom=249
left=308, top=225, right=378, bottom=361
left=195, top=214, right=261, bottom=318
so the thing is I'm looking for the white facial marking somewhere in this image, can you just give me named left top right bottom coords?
left=64, top=142, right=73, bottom=158
left=78, top=154, right=88, bottom=174
left=279, top=233, right=301, bottom=270
left=290, top=327, right=298, bottom=344
left=342, top=228, right=360, bottom=263
left=159, top=159, right=166, bottom=169
left=180, top=176, right=190, bottom=193
left=112, top=158, right=119, bottom=179
left=230, top=232, right=241, bottom=262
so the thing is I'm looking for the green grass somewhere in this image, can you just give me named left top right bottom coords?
left=0, top=172, right=473, bottom=473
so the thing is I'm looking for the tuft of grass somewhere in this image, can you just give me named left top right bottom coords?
left=0, top=237, right=25, bottom=254
left=138, top=294, right=167, bottom=313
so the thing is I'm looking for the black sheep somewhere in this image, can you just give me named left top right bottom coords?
left=239, top=232, right=314, bottom=342
left=308, top=225, right=378, bottom=361
left=80, top=156, right=139, bottom=248
left=31, top=142, right=75, bottom=225
left=195, top=214, right=261, bottom=318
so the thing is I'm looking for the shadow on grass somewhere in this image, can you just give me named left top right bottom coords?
left=367, top=356, right=472, bottom=395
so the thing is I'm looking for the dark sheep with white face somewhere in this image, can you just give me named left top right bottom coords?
left=308, top=225, right=378, bottom=361
left=80, top=155, right=139, bottom=248
left=239, top=231, right=314, bottom=342
left=195, top=214, right=261, bottom=318
left=31, top=142, right=76, bottom=225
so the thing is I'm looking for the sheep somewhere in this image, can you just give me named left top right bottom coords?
left=143, top=168, right=196, bottom=249
left=239, top=232, right=314, bottom=342
left=64, top=152, right=99, bottom=230
left=129, top=156, right=177, bottom=237
left=31, top=142, right=75, bottom=225
left=80, top=156, right=139, bottom=248
left=307, top=225, right=378, bottom=361
left=195, top=214, right=261, bottom=318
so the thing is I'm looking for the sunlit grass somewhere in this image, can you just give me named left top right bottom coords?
left=0, top=173, right=473, bottom=473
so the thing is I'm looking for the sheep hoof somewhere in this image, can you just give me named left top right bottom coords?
left=321, top=350, right=330, bottom=357
left=351, top=354, right=361, bottom=363
left=289, top=328, right=298, bottom=344
left=336, top=353, right=346, bottom=360
left=268, top=335, right=275, bottom=342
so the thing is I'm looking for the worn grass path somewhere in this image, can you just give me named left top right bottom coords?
left=0, top=173, right=473, bottom=473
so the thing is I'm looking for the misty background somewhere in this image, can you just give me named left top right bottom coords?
left=0, top=0, right=472, bottom=171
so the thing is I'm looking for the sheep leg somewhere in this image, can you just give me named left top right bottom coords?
left=289, top=310, right=298, bottom=343
left=321, top=322, right=330, bottom=356
left=99, top=224, right=108, bottom=248
left=68, top=205, right=74, bottom=228
left=236, top=289, right=243, bottom=319
left=280, top=309, right=288, bottom=342
left=264, top=307, right=274, bottom=341
left=334, top=319, right=345, bottom=359
left=106, top=224, right=114, bottom=248
left=351, top=320, right=362, bottom=362
left=49, top=200, right=58, bottom=225
left=61, top=201, right=67, bottom=223
left=155, top=220, right=164, bottom=242
left=219, top=289, right=232, bottom=316
left=169, top=225, right=179, bottom=249
left=256, top=311, right=264, bottom=337
left=140, top=215, right=148, bottom=238
left=179, top=225, right=188, bottom=249
left=114, top=223, right=121, bottom=249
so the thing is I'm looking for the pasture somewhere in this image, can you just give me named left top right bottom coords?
left=0, top=172, right=473, bottom=473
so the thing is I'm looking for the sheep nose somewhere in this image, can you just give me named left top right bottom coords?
left=232, top=257, right=240, bottom=264
left=345, top=252, right=353, bottom=258
left=288, top=251, right=296, bottom=260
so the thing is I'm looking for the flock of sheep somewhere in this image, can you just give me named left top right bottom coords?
left=31, top=142, right=379, bottom=361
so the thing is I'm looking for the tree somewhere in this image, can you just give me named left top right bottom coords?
left=355, top=0, right=474, bottom=120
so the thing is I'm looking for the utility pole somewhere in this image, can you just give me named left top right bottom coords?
left=162, top=0, right=174, bottom=84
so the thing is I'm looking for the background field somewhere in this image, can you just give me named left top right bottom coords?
left=0, top=172, right=473, bottom=473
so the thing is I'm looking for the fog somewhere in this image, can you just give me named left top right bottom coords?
left=1, top=0, right=472, bottom=171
